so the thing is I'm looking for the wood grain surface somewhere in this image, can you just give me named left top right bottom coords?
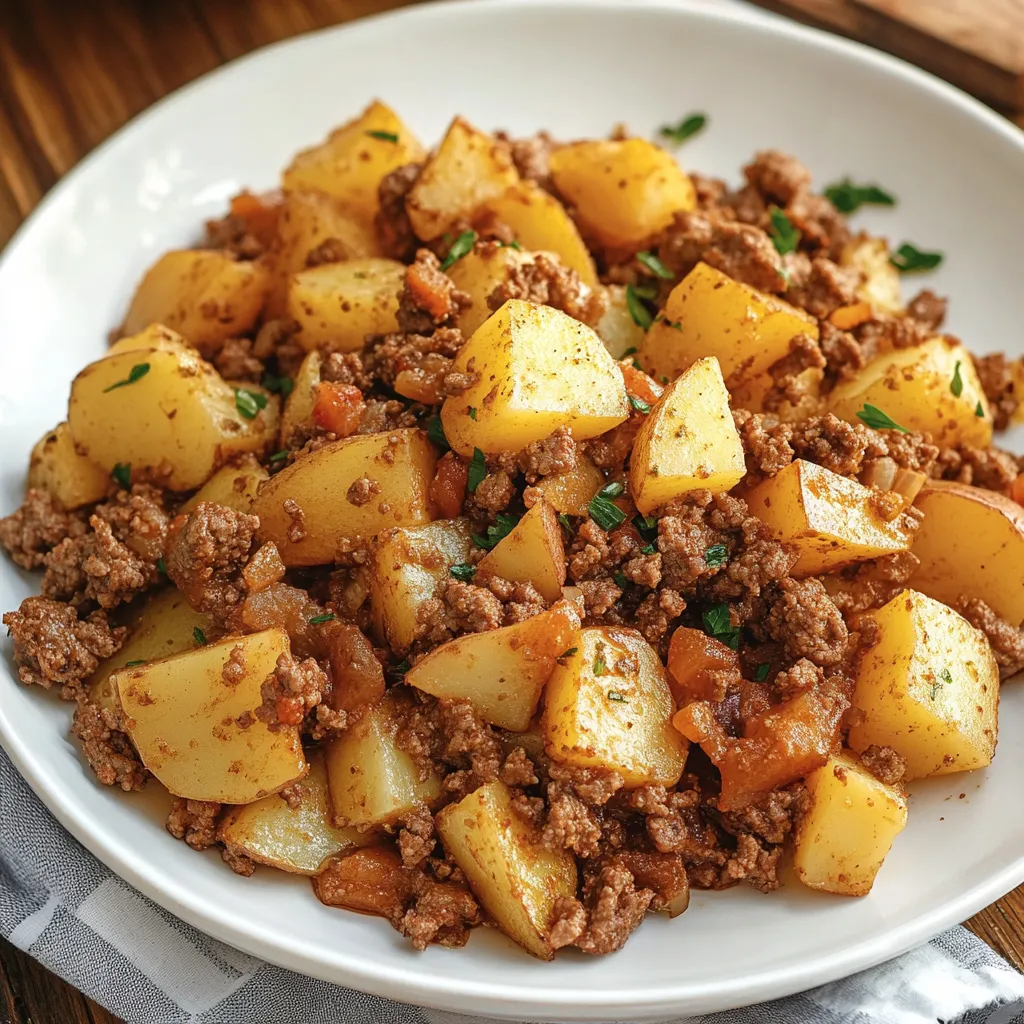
left=0, top=1, right=1022, bottom=1022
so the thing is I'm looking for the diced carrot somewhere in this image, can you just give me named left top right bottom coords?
left=312, top=381, right=365, bottom=437
left=830, top=301, right=873, bottom=331
left=405, top=259, right=451, bottom=320
left=666, top=626, right=738, bottom=705
left=229, top=189, right=283, bottom=248
left=429, top=451, right=468, bottom=518
left=621, top=361, right=665, bottom=406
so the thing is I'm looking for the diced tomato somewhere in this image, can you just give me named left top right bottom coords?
left=312, top=381, right=365, bottom=437
left=429, top=452, right=468, bottom=518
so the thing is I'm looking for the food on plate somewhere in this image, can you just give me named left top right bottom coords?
left=2, top=102, right=1021, bottom=960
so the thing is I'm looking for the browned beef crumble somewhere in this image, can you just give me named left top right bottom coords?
left=375, top=162, right=423, bottom=261
left=167, top=798, right=222, bottom=850
left=955, top=598, right=1024, bottom=678
left=974, top=353, right=1021, bottom=432
left=0, top=489, right=88, bottom=570
left=71, top=697, right=146, bottom=791
left=858, top=745, right=908, bottom=787
left=487, top=251, right=607, bottom=327
left=497, top=130, right=558, bottom=190
left=203, top=214, right=266, bottom=261
left=214, top=337, right=264, bottom=381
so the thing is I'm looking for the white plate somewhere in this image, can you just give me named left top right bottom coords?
left=1, top=0, right=1023, bottom=1019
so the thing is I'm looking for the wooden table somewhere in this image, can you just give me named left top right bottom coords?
left=0, top=1, right=1022, bottom=1021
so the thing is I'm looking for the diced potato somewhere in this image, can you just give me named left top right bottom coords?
left=68, top=331, right=278, bottom=491
left=368, top=518, right=474, bottom=653
left=483, top=181, right=598, bottom=285
left=321, top=622, right=386, bottom=714
left=283, top=101, right=425, bottom=219
left=436, top=780, right=577, bottom=960
left=219, top=752, right=367, bottom=875
left=122, top=250, right=269, bottom=352
left=745, top=459, right=915, bottom=575
left=313, top=846, right=411, bottom=918
left=267, top=189, right=382, bottom=316
left=629, top=356, right=745, bottom=514
left=447, top=244, right=534, bottom=338
left=548, top=139, right=695, bottom=249
left=908, top=481, right=1024, bottom=627
left=233, top=582, right=325, bottom=659
left=840, top=235, right=903, bottom=314
left=89, top=587, right=214, bottom=713
left=115, top=628, right=306, bottom=804
left=476, top=499, right=566, bottom=602
left=407, top=601, right=580, bottom=731
left=847, top=589, right=1000, bottom=780
left=543, top=626, right=687, bottom=787
left=253, top=429, right=436, bottom=565
left=794, top=752, right=908, bottom=897
left=27, top=422, right=109, bottom=509
left=828, top=337, right=993, bottom=448
left=440, top=299, right=629, bottom=456
left=180, top=455, right=267, bottom=515
left=639, top=262, right=818, bottom=388
left=280, top=350, right=321, bottom=449
left=406, top=117, right=519, bottom=241
left=596, top=285, right=646, bottom=359
left=289, top=258, right=405, bottom=353
left=532, top=454, right=606, bottom=516
left=324, top=690, right=442, bottom=828
left=665, top=626, right=739, bottom=706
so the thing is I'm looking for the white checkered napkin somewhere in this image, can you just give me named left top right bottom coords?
left=1, top=750, right=1023, bottom=1024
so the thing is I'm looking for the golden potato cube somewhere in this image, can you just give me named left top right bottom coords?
left=436, top=780, right=578, bottom=960
left=447, top=244, right=535, bottom=338
left=68, top=335, right=278, bottom=491
left=280, top=350, right=320, bottom=449
left=369, top=518, right=474, bottom=653
left=324, top=691, right=442, bottom=828
left=282, top=100, right=426, bottom=217
left=847, top=589, right=1000, bottom=780
left=122, top=250, right=269, bottom=352
left=840, top=235, right=903, bottom=314
left=828, top=337, right=993, bottom=448
left=745, top=459, right=914, bottom=575
left=596, top=285, right=647, bottom=359
left=253, top=429, right=436, bottom=566
left=28, top=422, right=109, bottom=510
left=89, top=587, right=214, bottom=714
left=909, top=481, right=1024, bottom=627
left=219, top=752, right=368, bottom=875
left=794, top=752, right=908, bottom=897
left=180, top=456, right=268, bottom=515
left=548, top=139, right=695, bottom=250
left=289, top=258, right=405, bottom=353
left=406, top=116, right=519, bottom=241
left=407, top=600, right=581, bottom=731
left=639, top=261, right=818, bottom=387
left=115, top=628, right=305, bottom=803
left=484, top=181, right=598, bottom=285
left=476, top=499, right=566, bottom=603
left=543, top=626, right=688, bottom=787
left=440, top=299, right=629, bottom=456
left=532, top=454, right=606, bottom=516
left=630, top=356, right=745, bottom=514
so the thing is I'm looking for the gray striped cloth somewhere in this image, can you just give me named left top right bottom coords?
left=1, top=748, right=1023, bottom=1023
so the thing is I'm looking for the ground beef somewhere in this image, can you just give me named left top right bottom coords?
left=396, top=249, right=471, bottom=334
left=221, top=642, right=247, bottom=687
left=2, top=597, right=126, bottom=698
left=320, top=350, right=373, bottom=390
left=956, top=598, right=1024, bottom=678
left=819, top=320, right=871, bottom=384
left=858, top=745, right=907, bottom=787
left=656, top=210, right=785, bottom=294
left=974, top=353, right=1020, bottom=432
left=487, top=252, right=606, bottom=327
left=362, top=326, right=464, bottom=391
left=220, top=845, right=256, bottom=877
left=719, top=833, right=782, bottom=893
left=785, top=257, right=859, bottom=319
left=203, top=213, right=265, bottom=260
left=165, top=502, right=257, bottom=621
left=470, top=468, right=515, bottom=513
left=482, top=576, right=548, bottom=623
left=396, top=870, right=482, bottom=950
left=789, top=414, right=884, bottom=477
left=766, top=578, right=849, bottom=667
left=511, top=426, right=578, bottom=482
left=256, top=652, right=337, bottom=735
left=717, top=782, right=809, bottom=845
left=42, top=485, right=169, bottom=609
left=0, top=488, right=88, bottom=570
left=282, top=498, right=306, bottom=543
left=853, top=311, right=932, bottom=354
left=397, top=805, right=437, bottom=869
left=933, top=444, right=1019, bottom=493
left=500, top=747, right=539, bottom=787
left=305, top=236, right=352, bottom=268
left=742, top=150, right=812, bottom=205
left=166, top=798, right=222, bottom=850
left=542, top=781, right=602, bottom=858
left=71, top=697, right=146, bottom=791
left=346, top=477, right=381, bottom=507
left=498, top=131, right=557, bottom=190
left=214, top=337, right=264, bottom=381
left=571, top=861, right=654, bottom=955
left=907, top=289, right=948, bottom=331
left=375, top=162, right=422, bottom=261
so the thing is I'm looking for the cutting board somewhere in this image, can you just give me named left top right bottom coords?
left=748, top=0, right=1024, bottom=123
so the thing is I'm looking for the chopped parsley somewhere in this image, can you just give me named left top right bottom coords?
left=755, top=662, right=771, bottom=682
left=607, top=690, right=629, bottom=703
left=856, top=403, right=909, bottom=434
left=704, top=544, right=728, bottom=569
left=823, top=178, right=896, bottom=214
left=768, top=207, right=800, bottom=256
left=269, top=450, right=290, bottom=464
left=931, top=667, right=953, bottom=700
left=598, top=481, right=624, bottom=499
left=234, top=387, right=268, bottom=420
left=467, top=406, right=478, bottom=420
left=426, top=414, right=449, bottom=450
left=467, top=448, right=487, bottom=492
left=641, top=543, right=656, bottom=555
left=440, top=230, right=476, bottom=271
left=365, top=129, right=399, bottom=142
left=261, top=372, right=294, bottom=398
left=193, top=626, right=207, bottom=646
left=890, top=243, right=943, bottom=272
left=558, top=513, right=573, bottom=533
left=655, top=316, right=683, bottom=331
left=632, top=358, right=644, bottom=372
left=500, top=239, right=522, bottom=250
left=950, top=360, right=963, bottom=398
left=975, top=400, right=986, bottom=418
left=309, top=613, right=336, bottom=624
left=589, top=493, right=626, bottom=531
left=393, top=659, right=411, bottom=675
left=124, top=660, right=146, bottom=668
left=557, top=646, right=578, bottom=663
left=659, top=112, right=707, bottom=144
left=593, top=653, right=608, bottom=676
left=473, top=512, right=521, bottom=550
left=156, top=557, right=167, bottom=575
left=613, top=571, right=630, bottom=589
left=111, top=463, right=131, bottom=489
left=103, top=362, right=150, bottom=393
left=636, top=250, right=673, bottom=280
left=629, top=394, right=652, bottom=414
left=626, top=283, right=655, bottom=331
left=632, top=514, right=658, bottom=542
left=702, top=602, right=740, bottom=650
left=622, top=346, right=638, bottom=357
left=449, top=563, right=476, bottom=582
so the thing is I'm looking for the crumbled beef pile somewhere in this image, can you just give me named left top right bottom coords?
left=0, top=488, right=88, bottom=570
left=487, top=249, right=607, bottom=327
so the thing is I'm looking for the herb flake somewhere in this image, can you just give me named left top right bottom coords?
left=633, top=514, right=658, bottom=542
left=467, top=448, right=487, bottom=492
left=890, top=243, right=943, bottom=272
left=393, top=659, right=411, bottom=675
left=599, top=481, right=624, bottom=499
left=823, top=178, right=896, bottom=214
left=856, top=403, right=909, bottom=434
left=931, top=667, right=953, bottom=700
left=589, top=493, right=626, bottom=531
left=607, top=690, right=629, bottom=703
left=629, top=394, right=651, bottom=414
left=157, top=557, right=167, bottom=575
left=426, top=414, right=449, bottom=450
left=626, top=283, right=654, bottom=331
left=193, top=626, right=207, bottom=646
left=473, top=512, right=521, bottom=550
left=755, top=662, right=771, bottom=682
left=234, top=387, right=268, bottom=420
left=702, top=602, right=740, bottom=650
left=558, top=513, right=573, bottom=533
left=449, top=563, right=476, bottom=582
left=309, top=613, right=336, bottom=625
left=557, top=646, right=578, bottom=663
left=613, top=571, right=629, bottom=589
left=593, top=654, right=607, bottom=676
left=467, top=406, right=478, bottom=420
left=269, top=450, right=290, bottom=464
left=111, top=463, right=131, bottom=489
left=441, top=230, right=476, bottom=271
left=975, top=400, right=985, bottom=418
left=660, top=112, right=707, bottom=145
left=704, top=544, right=728, bottom=569
left=124, top=660, right=145, bottom=668
left=261, top=372, right=294, bottom=398
left=768, top=207, right=800, bottom=256
left=950, top=360, right=963, bottom=398
left=365, top=129, right=399, bottom=142
left=636, top=250, right=673, bottom=280
left=103, top=362, right=150, bottom=393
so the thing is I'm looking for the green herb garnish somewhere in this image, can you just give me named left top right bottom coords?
left=633, top=514, right=658, bottom=542
left=234, top=388, right=268, bottom=420
left=636, top=250, right=673, bottom=280
left=890, top=243, right=943, bottom=272
left=629, top=395, right=651, bottom=414
left=598, top=481, right=624, bottom=499
left=467, top=406, right=478, bottom=420
left=441, top=230, right=477, bottom=271
left=975, top=400, right=985, bottom=418
left=393, top=659, right=411, bottom=675
left=557, top=647, right=578, bottom=663
left=931, top=667, right=953, bottom=700
left=467, top=448, right=487, bottom=492
left=950, top=360, right=963, bottom=398
left=426, top=414, right=449, bottom=450
left=768, top=207, right=800, bottom=256
left=702, top=602, right=739, bottom=650
left=472, top=513, right=521, bottom=550
left=593, top=654, right=607, bottom=676
left=124, top=660, right=146, bottom=668
left=269, top=450, right=290, bottom=464
left=755, top=662, right=771, bottom=682
left=558, top=513, right=573, bottom=533
left=613, top=571, right=629, bottom=589
left=589, top=493, right=626, bottom=531
left=309, top=613, right=336, bottom=624
left=823, top=179, right=896, bottom=214
left=103, top=362, right=150, bottom=393
left=622, top=346, right=638, bottom=357
left=112, top=463, right=131, bottom=489
left=626, top=284, right=655, bottom=331
left=261, top=372, right=294, bottom=398
left=449, top=563, right=476, bottom=582
left=704, top=544, right=728, bottom=569
left=659, top=113, right=707, bottom=145
left=193, top=627, right=207, bottom=646
left=157, top=556, right=167, bottom=575
left=641, top=543, right=656, bottom=555
left=856, top=403, right=909, bottom=434
left=607, top=690, right=629, bottom=703
left=366, top=130, right=399, bottom=142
